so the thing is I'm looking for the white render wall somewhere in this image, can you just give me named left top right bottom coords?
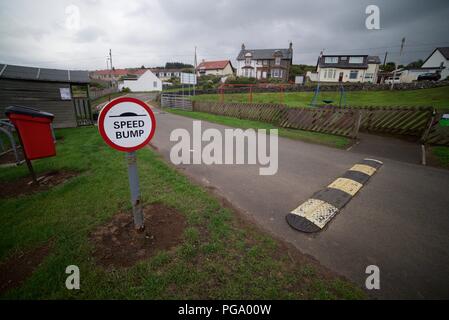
left=197, top=63, right=234, bottom=77
left=118, top=70, right=162, bottom=92
left=422, top=49, right=449, bottom=80
left=316, top=64, right=379, bottom=83
left=236, top=60, right=257, bottom=78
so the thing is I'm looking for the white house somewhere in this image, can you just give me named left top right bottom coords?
left=310, top=55, right=381, bottom=83
left=196, top=60, right=234, bottom=77
left=420, top=47, right=449, bottom=80
left=118, top=70, right=162, bottom=92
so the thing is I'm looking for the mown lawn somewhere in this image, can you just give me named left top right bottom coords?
left=167, top=109, right=351, bottom=149
left=431, top=146, right=449, bottom=168
left=0, top=127, right=363, bottom=299
left=192, top=86, right=449, bottom=109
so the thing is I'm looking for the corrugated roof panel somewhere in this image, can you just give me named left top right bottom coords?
left=38, top=68, right=68, bottom=81
left=2, top=65, right=39, bottom=80
left=69, top=70, right=90, bottom=83
left=0, top=63, right=89, bottom=83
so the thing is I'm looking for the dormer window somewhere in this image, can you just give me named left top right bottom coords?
left=244, top=52, right=252, bottom=65
left=275, top=57, right=281, bottom=65
left=324, top=57, right=338, bottom=63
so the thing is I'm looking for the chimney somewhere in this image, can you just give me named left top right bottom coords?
left=241, top=43, right=245, bottom=50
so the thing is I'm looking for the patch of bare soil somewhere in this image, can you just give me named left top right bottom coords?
left=0, top=242, right=52, bottom=295
left=90, top=203, right=186, bottom=268
left=0, top=170, right=79, bottom=198
left=0, top=149, right=23, bottom=166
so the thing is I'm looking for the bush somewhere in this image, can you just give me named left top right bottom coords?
left=121, top=87, right=131, bottom=93
left=226, top=76, right=257, bottom=84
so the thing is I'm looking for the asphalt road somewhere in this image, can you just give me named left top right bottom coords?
left=148, top=107, right=449, bottom=299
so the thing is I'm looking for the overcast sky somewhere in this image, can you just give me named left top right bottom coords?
left=1, top=0, right=448, bottom=70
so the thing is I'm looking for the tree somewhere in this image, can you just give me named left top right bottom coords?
left=380, top=62, right=396, bottom=72
left=406, top=59, right=424, bottom=69
left=289, top=64, right=315, bottom=81
left=165, top=62, right=194, bottom=69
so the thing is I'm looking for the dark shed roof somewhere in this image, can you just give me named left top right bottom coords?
left=0, top=64, right=90, bottom=83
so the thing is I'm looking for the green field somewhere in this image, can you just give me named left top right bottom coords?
left=0, top=127, right=362, bottom=299
left=192, top=86, right=449, bottom=109
left=168, top=109, right=351, bottom=149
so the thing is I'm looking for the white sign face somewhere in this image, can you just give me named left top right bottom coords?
left=99, top=98, right=156, bottom=152
left=180, top=72, right=197, bottom=85
left=60, top=87, right=72, bottom=100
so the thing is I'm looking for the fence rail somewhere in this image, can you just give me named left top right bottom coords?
left=192, top=101, right=449, bottom=145
left=89, top=87, right=119, bottom=100
left=161, top=94, right=192, bottom=110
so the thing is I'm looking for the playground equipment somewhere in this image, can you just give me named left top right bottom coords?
left=217, top=83, right=286, bottom=104
left=310, top=82, right=347, bottom=108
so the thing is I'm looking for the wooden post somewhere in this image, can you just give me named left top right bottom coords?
left=352, top=110, right=362, bottom=139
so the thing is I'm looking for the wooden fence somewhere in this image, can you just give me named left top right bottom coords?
left=193, top=102, right=359, bottom=138
left=193, top=101, right=449, bottom=145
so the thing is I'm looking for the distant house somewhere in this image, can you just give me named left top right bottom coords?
left=118, top=70, right=162, bottom=92
left=312, top=55, right=381, bottom=83
left=0, top=63, right=90, bottom=128
left=419, top=47, right=448, bottom=80
left=236, top=43, right=293, bottom=81
left=90, top=68, right=146, bottom=82
left=150, top=68, right=183, bottom=81
left=196, top=60, right=234, bottom=77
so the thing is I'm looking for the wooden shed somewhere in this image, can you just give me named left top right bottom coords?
left=0, top=64, right=92, bottom=128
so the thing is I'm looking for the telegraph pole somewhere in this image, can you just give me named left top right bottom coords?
left=390, top=38, right=405, bottom=90
left=193, top=46, right=197, bottom=96
left=383, top=51, right=388, bottom=67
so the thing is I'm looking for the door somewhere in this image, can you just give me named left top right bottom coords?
left=338, top=72, right=344, bottom=82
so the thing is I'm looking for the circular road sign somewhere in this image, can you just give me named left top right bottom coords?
left=98, top=97, right=156, bottom=152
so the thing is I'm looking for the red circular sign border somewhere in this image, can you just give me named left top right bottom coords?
left=98, top=97, right=156, bottom=152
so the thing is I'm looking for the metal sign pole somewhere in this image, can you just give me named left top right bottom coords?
left=126, top=151, right=144, bottom=230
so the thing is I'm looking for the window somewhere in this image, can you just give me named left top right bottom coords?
left=341, top=56, right=348, bottom=61
left=263, top=60, right=268, bottom=65
left=364, top=73, right=373, bottom=79
left=275, top=57, right=281, bottom=65
left=349, top=70, right=358, bottom=79
left=349, top=56, right=363, bottom=64
left=245, top=58, right=251, bottom=65
left=153, top=81, right=157, bottom=88
left=272, top=69, right=280, bottom=77
left=324, top=57, right=338, bottom=63
left=324, top=69, right=336, bottom=79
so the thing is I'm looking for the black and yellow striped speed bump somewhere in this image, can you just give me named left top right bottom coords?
left=286, top=158, right=383, bottom=233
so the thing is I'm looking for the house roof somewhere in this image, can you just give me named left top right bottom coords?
left=0, top=63, right=90, bottom=83
left=422, top=47, right=449, bottom=66
left=318, top=55, right=381, bottom=69
left=197, top=60, right=231, bottom=70
left=237, top=48, right=292, bottom=60
left=91, top=68, right=147, bottom=77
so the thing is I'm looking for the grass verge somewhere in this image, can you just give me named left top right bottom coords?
left=0, top=127, right=363, bottom=299
left=430, top=146, right=449, bottom=168
left=192, top=86, right=449, bottom=109
left=167, top=109, right=351, bottom=149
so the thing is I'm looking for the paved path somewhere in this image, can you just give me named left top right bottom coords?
left=149, top=108, right=449, bottom=299
left=351, top=133, right=422, bottom=165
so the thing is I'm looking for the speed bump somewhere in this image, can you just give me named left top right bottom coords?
left=286, top=158, right=383, bottom=233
